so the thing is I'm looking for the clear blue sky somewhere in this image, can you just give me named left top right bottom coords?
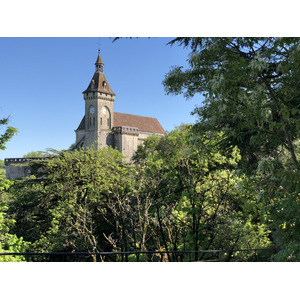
left=0, top=37, right=203, bottom=160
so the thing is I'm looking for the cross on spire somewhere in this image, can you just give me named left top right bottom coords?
left=95, top=39, right=104, bottom=73
left=98, top=38, right=101, bottom=55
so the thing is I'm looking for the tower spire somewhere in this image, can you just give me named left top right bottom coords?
left=83, top=46, right=115, bottom=96
left=95, top=39, right=104, bottom=73
left=95, top=51, right=104, bottom=73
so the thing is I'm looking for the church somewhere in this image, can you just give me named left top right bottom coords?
left=5, top=50, right=166, bottom=180
left=72, top=51, right=166, bottom=161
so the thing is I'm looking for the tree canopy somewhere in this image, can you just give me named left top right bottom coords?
left=163, top=37, right=300, bottom=260
left=164, top=38, right=300, bottom=170
left=6, top=128, right=274, bottom=261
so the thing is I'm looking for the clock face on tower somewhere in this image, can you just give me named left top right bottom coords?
left=90, top=107, right=95, bottom=114
left=103, top=107, right=107, bottom=115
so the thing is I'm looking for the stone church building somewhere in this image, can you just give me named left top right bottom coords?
left=5, top=51, right=165, bottom=180
left=72, top=51, right=165, bottom=161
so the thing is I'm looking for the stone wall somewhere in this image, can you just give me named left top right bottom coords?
left=112, top=126, right=139, bottom=161
left=5, top=157, right=48, bottom=180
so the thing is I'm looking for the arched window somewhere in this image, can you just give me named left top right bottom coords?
left=102, top=106, right=111, bottom=129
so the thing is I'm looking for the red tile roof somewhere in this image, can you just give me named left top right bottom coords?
left=76, top=112, right=165, bottom=134
left=114, top=112, right=165, bottom=134
left=83, top=72, right=115, bottom=95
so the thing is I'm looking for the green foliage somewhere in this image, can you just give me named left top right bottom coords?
left=9, top=147, right=134, bottom=260
left=23, top=151, right=49, bottom=158
left=0, top=117, right=18, bottom=151
left=0, top=183, right=29, bottom=261
left=162, top=38, right=300, bottom=261
left=0, top=179, right=13, bottom=192
left=0, top=160, right=5, bottom=180
left=0, top=116, right=26, bottom=261
left=134, top=126, right=271, bottom=261
left=128, top=253, right=148, bottom=262
left=164, top=38, right=300, bottom=171
left=5, top=129, right=273, bottom=261
left=0, top=115, right=16, bottom=181
left=256, top=157, right=300, bottom=261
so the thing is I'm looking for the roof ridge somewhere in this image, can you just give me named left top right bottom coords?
left=114, top=112, right=165, bottom=134
left=114, top=111, right=158, bottom=120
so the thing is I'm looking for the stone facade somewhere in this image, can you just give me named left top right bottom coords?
left=73, top=51, right=165, bottom=161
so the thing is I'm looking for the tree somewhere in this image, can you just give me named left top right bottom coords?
left=9, top=147, right=135, bottom=261
left=0, top=117, right=18, bottom=151
left=7, top=130, right=272, bottom=261
left=164, top=38, right=300, bottom=171
left=163, top=37, right=300, bottom=261
left=134, top=126, right=271, bottom=261
left=0, top=115, right=26, bottom=261
left=0, top=180, right=29, bottom=261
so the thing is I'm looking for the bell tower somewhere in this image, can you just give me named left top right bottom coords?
left=82, top=50, right=116, bottom=149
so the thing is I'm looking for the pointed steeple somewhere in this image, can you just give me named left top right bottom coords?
left=95, top=49, right=104, bottom=73
left=83, top=51, right=115, bottom=96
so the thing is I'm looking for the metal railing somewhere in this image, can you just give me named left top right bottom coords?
left=0, top=248, right=275, bottom=262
